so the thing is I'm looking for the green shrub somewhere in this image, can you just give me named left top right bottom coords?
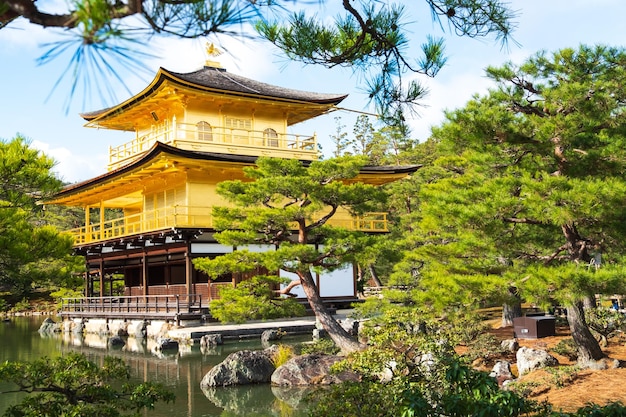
left=0, top=352, right=174, bottom=416
left=50, top=287, right=84, bottom=310
left=542, top=402, right=626, bottom=416
left=306, top=380, right=403, bottom=417
left=545, top=365, right=579, bottom=388
left=298, top=338, right=340, bottom=355
left=567, top=402, right=626, bottom=416
left=0, top=298, right=8, bottom=313
left=586, top=307, right=626, bottom=346
left=464, top=332, right=506, bottom=362
left=271, top=344, right=295, bottom=367
left=551, top=338, right=578, bottom=361
left=442, top=312, right=491, bottom=345
left=11, top=298, right=31, bottom=313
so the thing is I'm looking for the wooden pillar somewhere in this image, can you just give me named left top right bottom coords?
left=142, top=251, right=148, bottom=296
left=98, top=259, right=104, bottom=298
left=185, top=241, right=193, bottom=296
left=84, top=205, right=90, bottom=243
left=99, top=201, right=105, bottom=239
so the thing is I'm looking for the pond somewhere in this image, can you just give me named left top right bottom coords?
left=0, top=316, right=314, bottom=417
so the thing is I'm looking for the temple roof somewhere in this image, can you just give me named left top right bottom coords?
left=80, top=66, right=348, bottom=129
left=50, top=142, right=420, bottom=206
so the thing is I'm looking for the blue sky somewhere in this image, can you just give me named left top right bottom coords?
left=1, top=0, right=625, bottom=183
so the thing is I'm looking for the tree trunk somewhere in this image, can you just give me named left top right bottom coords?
left=298, top=270, right=365, bottom=354
left=583, top=294, right=597, bottom=309
left=502, top=302, right=522, bottom=328
left=368, top=264, right=383, bottom=288
left=565, top=301, right=605, bottom=365
left=502, top=286, right=522, bottom=327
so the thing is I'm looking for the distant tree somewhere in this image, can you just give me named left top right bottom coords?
left=327, top=115, right=410, bottom=289
left=401, top=45, right=626, bottom=365
left=194, top=156, right=386, bottom=354
left=330, top=116, right=350, bottom=158
left=376, top=125, right=415, bottom=165
left=0, top=136, right=81, bottom=296
left=0, top=352, right=174, bottom=416
left=351, top=115, right=390, bottom=166
left=1, top=0, right=515, bottom=124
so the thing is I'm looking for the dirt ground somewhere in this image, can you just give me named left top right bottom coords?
left=485, top=323, right=626, bottom=412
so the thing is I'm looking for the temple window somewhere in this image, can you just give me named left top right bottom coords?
left=197, top=121, right=213, bottom=141
left=263, top=128, right=279, bottom=147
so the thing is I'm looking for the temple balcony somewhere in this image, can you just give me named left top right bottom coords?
left=67, top=206, right=388, bottom=246
left=108, top=117, right=318, bottom=171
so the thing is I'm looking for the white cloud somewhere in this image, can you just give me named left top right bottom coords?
left=32, top=140, right=106, bottom=184
left=401, top=69, right=494, bottom=141
left=147, top=29, right=276, bottom=80
left=0, top=21, right=51, bottom=50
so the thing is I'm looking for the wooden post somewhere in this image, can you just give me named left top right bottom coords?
left=99, top=200, right=105, bottom=239
left=142, top=251, right=148, bottom=297
left=185, top=239, right=193, bottom=302
left=85, top=205, right=90, bottom=243
left=99, top=259, right=104, bottom=299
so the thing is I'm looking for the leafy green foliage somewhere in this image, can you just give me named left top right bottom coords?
left=585, top=307, right=626, bottom=346
left=400, top=356, right=540, bottom=417
left=0, top=352, right=174, bottom=416
left=464, top=333, right=507, bottom=363
left=297, top=338, right=340, bottom=356
left=0, top=136, right=62, bottom=210
left=557, top=402, right=626, bottom=417
left=208, top=275, right=305, bottom=323
left=194, top=156, right=384, bottom=352
left=270, top=344, right=295, bottom=368
left=544, top=366, right=580, bottom=389
left=307, top=380, right=403, bottom=417
left=9, top=298, right=31, bottom=313
left=310, top=307, right=543, bottom=417
left=0, top=136, right=83, bottom=297
left=310, top=306, right=625, bottom=417
left=386, top=45, right=626, bottom=360
left=550, top=338, right=578, bottom=361
left=50, top=287, right=84, bottom=310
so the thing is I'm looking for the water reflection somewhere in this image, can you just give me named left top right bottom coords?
left=271, top=386, right=313, bottom=409
left=1, top=317, right=313, bottom=417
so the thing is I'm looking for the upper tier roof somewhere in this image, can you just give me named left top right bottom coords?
left=49, top=142, right=421, bottom=207
left=80, top=66, right=348, bottom=130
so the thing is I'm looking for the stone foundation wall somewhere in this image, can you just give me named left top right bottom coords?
left=61, top=318, right=179, bottom=340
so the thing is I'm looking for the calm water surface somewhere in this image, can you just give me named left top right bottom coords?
left=0, top=316, right=313, bottom=417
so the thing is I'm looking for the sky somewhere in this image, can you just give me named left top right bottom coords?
left=1, top=0, right=625, bottom=184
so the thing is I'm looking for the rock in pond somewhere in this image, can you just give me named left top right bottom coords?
left=271, top=354, right=360, bottom=386
left=38, top=317, right=60, bottom=334
left=200, top=349, right=275, bottom=387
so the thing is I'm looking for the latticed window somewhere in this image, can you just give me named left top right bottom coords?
left=263, top=128, right=279, bottom=147
left=196, top=121, right=212, bottom=141
left=224, top=117, right=251, bottom=130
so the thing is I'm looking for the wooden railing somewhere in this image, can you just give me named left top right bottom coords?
left=60, top=294, right=203, bottom=318
left=67, top=207, right=388, bottom=245
left=108, top=118, right=318, bottom=170
left=69, top=205, right=213, bottom=244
